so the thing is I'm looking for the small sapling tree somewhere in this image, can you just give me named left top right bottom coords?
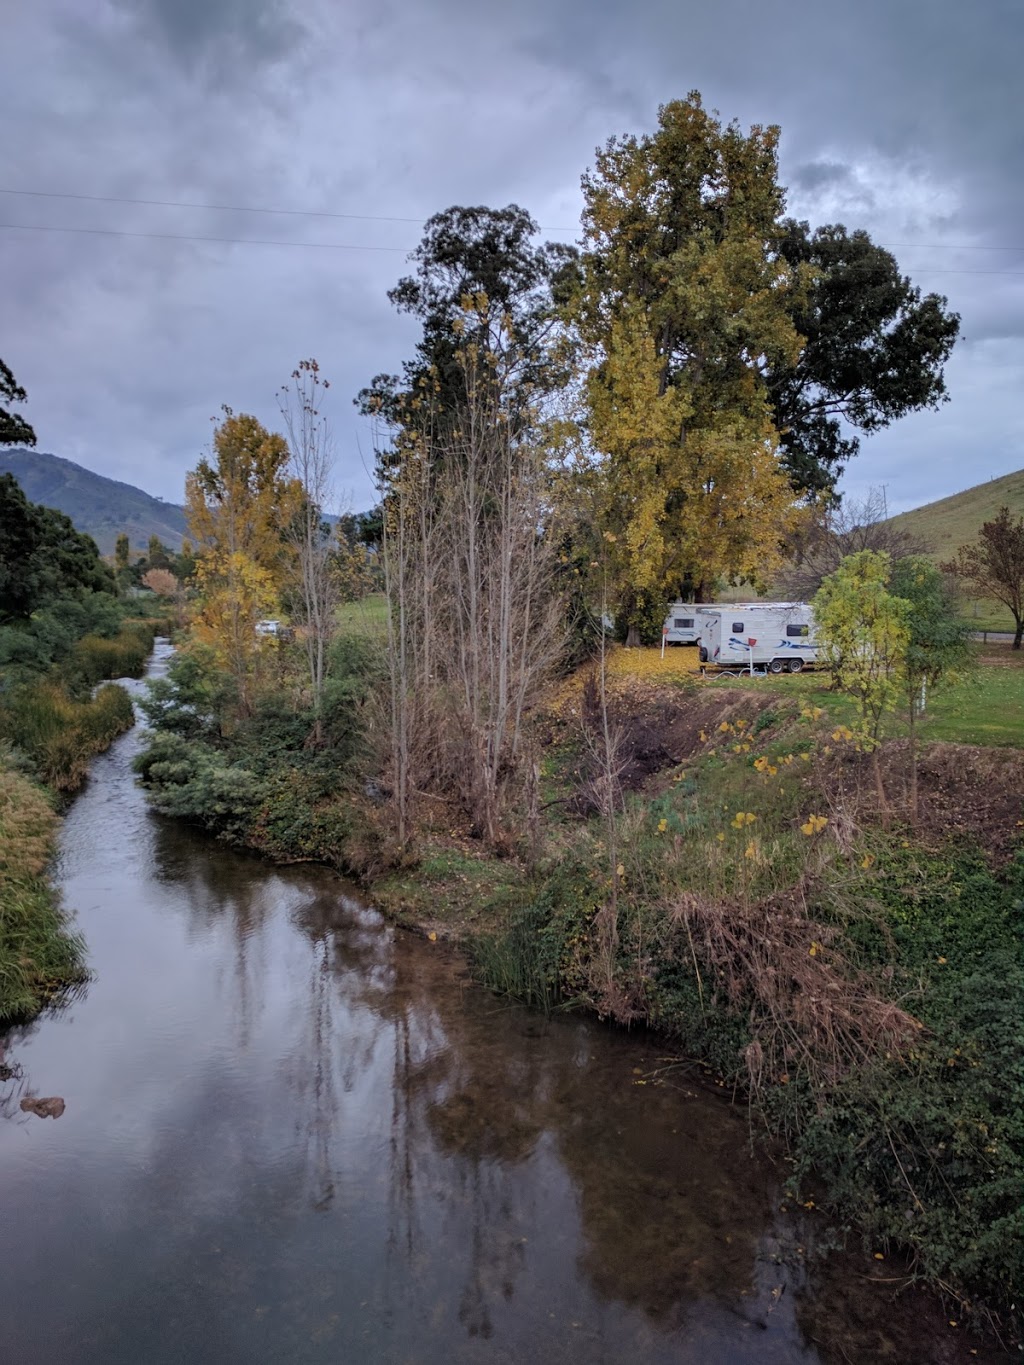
left=813, top=550, right=911, bottom=819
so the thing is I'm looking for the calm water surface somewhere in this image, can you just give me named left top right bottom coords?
left=0, top=646, right=999, bottom=1363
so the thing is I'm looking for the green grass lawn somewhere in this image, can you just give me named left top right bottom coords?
left=336, top=593, right=388, bottom=640
left=700, top=645, right=1024, bottom=747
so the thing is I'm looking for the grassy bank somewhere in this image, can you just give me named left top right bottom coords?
left=0, top=760, right=88, bottom=1022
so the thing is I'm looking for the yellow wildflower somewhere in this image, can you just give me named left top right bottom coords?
left=657, top=818, right=668, bottom=833
left=730, top=811, right=757, bottom=828
left=799, top=814, right=829, bottom=836
left=860, top=853, right=876, bottom=869
left=744, top=840, right=758, bottom=859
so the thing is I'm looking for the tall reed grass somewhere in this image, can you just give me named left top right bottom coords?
left=63, top=619, right=165, bottom=694
left=0, top=763, right=87, bottom=1020
left=0, top=683, right=135, bottom=791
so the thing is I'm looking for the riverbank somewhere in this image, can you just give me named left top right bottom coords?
left=0, top=617, right=172, bottom=1022
left=132, top=634, right=1024, bottom=1337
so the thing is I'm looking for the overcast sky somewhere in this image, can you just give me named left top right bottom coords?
left=2, top=0, right=1022, bottom=515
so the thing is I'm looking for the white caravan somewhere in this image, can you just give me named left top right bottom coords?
left=661, top=602, right=709, bottom=645
left=698, top=603, right=818, bottom=673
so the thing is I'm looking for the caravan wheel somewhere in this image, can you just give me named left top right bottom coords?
left=699, top=647, right=708, bottom=663
left=768, top=658, right=786, bottom=674
left=788, top=658, right=804, bottom=674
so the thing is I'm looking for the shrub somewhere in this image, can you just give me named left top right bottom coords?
left=133, top=732, right=266, bottom=841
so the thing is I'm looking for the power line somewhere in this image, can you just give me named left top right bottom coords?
left=3, top=218, right=1024, bottom=276
left=0, top=221, right=411, bottom=251
left=0, top=186, right=580, bottom=233
left=3, top=188, right=1024, bottom=252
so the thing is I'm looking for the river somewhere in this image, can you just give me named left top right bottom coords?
left=0, top=644, right=1001, bottom=1363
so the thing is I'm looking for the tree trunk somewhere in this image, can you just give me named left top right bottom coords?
left=625, top=622, right=642, bottom=648
left=1014, top=614, right=1023, bottom=650
left=908, top=704, right=918, bottom=827
left=872, top=748, right=889, bottom=829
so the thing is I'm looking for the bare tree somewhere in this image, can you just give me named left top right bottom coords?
left=779, top=487, right=930, bottom=600
left=279, top=360, right=339, bottom=744
left=376, top=309, right=565, bottom=850
left=943, top=505, right=1024, bottom=649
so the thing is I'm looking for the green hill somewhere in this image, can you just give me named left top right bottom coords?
left=0, top=449, right=186, bottom=556
left=888, top=467, right=1024, bottom=564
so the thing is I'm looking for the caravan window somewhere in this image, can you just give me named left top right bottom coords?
left=731, top=621, right=744, bottom=634
left=786, top=624, right=809, bottom=638
left=675, top=618, right=694, bottom=629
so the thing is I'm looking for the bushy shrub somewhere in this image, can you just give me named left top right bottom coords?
left=138, top=646, right=233, bottom=740
left=133, top=732, right=266, bottom=841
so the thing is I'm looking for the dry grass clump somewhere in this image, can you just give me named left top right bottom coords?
left=671, top=880, right=921, bottom=1097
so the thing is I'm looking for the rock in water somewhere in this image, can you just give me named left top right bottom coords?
left=20, top=1096, right=66, bottom=1119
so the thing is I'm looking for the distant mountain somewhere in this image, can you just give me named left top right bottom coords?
left=0, top=449, right=186, bottom=556
left=887, top=467, right=1024, bottom=564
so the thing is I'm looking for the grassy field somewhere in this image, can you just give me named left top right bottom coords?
left=336, top=593, right=388, bottom=640
left=606, top=640, right=1024, bottom=747
left=887, top=465, right=1024, bottom=564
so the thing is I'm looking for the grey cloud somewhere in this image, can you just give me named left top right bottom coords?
left=2, top=0, right=1022, bottom=519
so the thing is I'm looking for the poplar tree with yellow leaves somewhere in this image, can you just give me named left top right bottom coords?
left=571, top=93, right=812, bottom=640
left=185, top=409, right=302, bottom=716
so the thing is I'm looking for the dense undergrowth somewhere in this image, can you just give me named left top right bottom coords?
left=133, top=636, right=381, bottom=863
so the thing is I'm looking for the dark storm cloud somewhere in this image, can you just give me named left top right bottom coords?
left=791, top=163, right=856, bottom=194
left=113, top=0, right=306, bottom=74
left=1, top=0, right=1021, bottom=516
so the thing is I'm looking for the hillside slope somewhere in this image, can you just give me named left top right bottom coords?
left=0, top=449, right=186, bottom=555
left=887, top=467, right=1024, bottom=563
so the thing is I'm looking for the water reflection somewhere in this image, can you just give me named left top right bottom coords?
left=0, top=657, right=997, bottom=1364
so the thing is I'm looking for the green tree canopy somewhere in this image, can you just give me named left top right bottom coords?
left=1, top=358, right=36, bottom=448
left=768, top=222, right=960, bottom=495
left=357, top=204, right=576, bottom=452
left=0, top=473, right=114, bottom=622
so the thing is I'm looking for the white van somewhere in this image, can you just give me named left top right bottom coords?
left=699, top=603, right=818, bottom=673
left=661, top=602, right=707, bottom=645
